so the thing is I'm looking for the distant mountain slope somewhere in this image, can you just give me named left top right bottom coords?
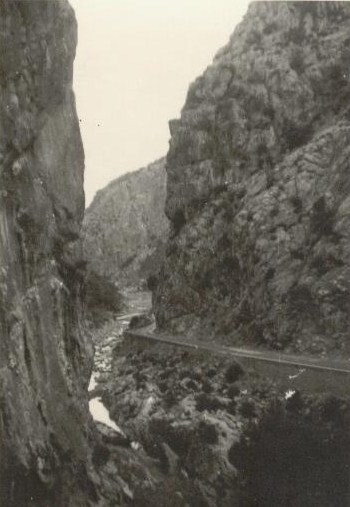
left=83, top=158, right=168, bottom=286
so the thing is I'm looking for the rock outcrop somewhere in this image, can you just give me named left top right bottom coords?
left=154, top=1, right=350, bottom=356
left=83, top=158, right=168, bottom=287
left=0, top=2, right=93, bottom=505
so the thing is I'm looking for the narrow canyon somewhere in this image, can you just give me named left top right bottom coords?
left=1, top=1, right=349, bottom=506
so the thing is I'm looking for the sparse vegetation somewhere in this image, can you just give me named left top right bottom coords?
left=146, top=273, right=158, bottom=291
left=246, top=29, right=263, bottom=47
left=288, top=283, right=315, bottom=315
left=195, top=393, right=224, bottom=412
left=85, top=269, right=123, bottom=324
left=281, top=118, right=314, bottom=151
left=284, top=25, right=305, bottom=45
left=224, top=362, right=244, bottom=384
left=263, top=21, right=278, bottom=35
left=290, top=49, right=306, bottom=74
left=290, top=195, right=303, bottom=213
left=310, top=196, right=336, bottom=237
left=312, top=59, right=350, bottom=115
left=173, top=209, right=186, bottom=235
left=239, top=399, right=256, bottom=419
left=229, top=396, right=350, bottom=507
left=198, top=420, right=218, bottom=445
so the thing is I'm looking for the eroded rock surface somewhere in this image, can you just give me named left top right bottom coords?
left=0, top=2, right=93, bottom=504
left=83, top=158, right=168, bottom=287
left=154, top=1, right=350, bottom=356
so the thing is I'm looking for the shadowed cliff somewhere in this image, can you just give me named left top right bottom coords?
left=0, top=1, right=94, bottom=504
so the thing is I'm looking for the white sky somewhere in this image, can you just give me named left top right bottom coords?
left=70, top=0, right=251, bottom=205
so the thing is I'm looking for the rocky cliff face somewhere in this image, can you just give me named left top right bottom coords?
left=83, top=158, right=168, bottom=287
left=0, top=2, right=93, bottom=505
left=154, top=1, right=350, bottom=357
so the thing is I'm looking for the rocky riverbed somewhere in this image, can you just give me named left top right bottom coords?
left=88, top=293, right=350, bottom=507
left=88, top=289, right=152, bottom=412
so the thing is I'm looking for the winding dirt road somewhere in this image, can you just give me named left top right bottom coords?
left=125, top=326, right=350, bottom=397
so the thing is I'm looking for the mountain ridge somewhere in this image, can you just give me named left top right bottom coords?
left=83, top=157, right=168, bottom=287
left=153, top=1, right=350, bottom=357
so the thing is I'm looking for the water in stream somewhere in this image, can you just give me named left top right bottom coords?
left=89, top=397, right=122, bottom=432
left=88, top=289, right=152, bottom=432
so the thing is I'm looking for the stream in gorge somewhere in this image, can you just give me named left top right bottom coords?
left=88, top=289, right=152, bottom=433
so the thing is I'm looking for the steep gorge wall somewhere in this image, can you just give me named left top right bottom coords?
left=83, top=158, right=168, bottom=287
left=0, top=2, right=93, bottom=505
left=154, top=2, right=350, bottom=356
